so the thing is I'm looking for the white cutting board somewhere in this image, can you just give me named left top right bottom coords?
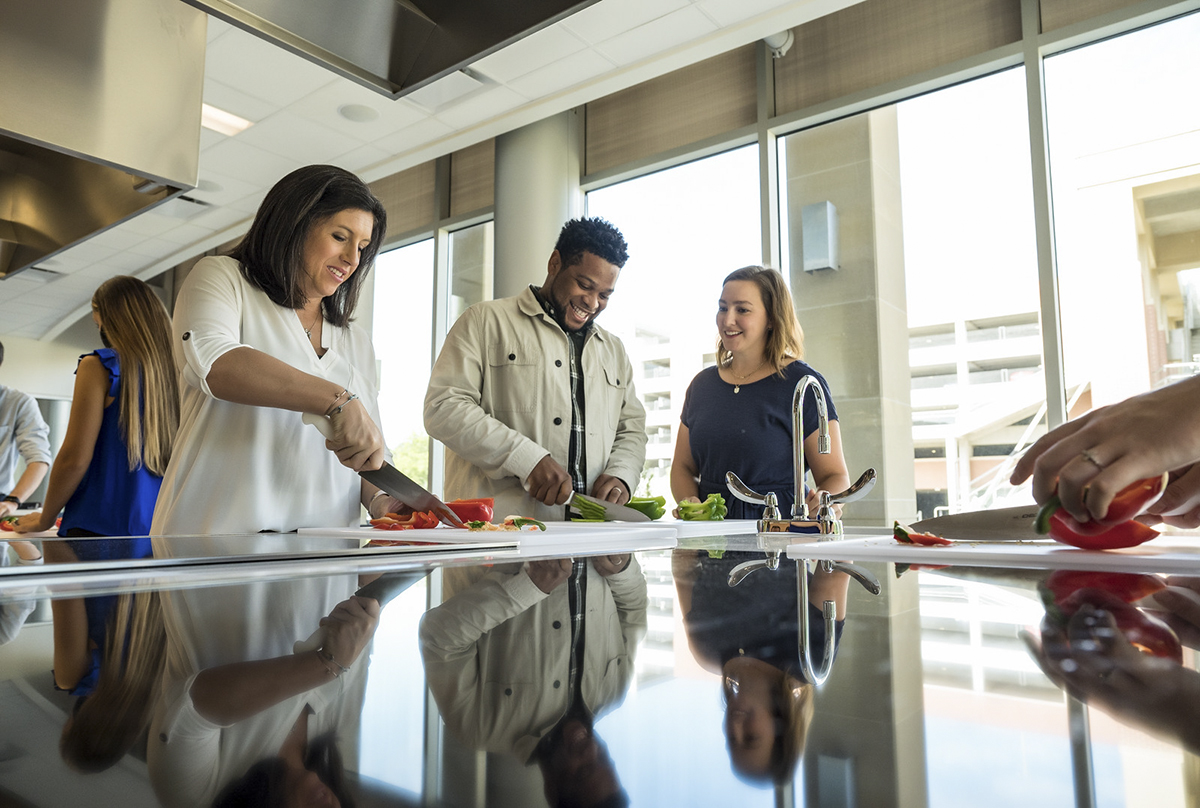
left=298, top=523, right=678, bottom=551
left=785, top=533, right=1200, bottom=574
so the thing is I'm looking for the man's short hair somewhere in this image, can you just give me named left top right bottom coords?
left=555, top=218, right=629, bottom=270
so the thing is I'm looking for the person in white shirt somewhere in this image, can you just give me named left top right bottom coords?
left=151, top=165, right=396, bottom=540
left=0, top=341, right=52, bottom=518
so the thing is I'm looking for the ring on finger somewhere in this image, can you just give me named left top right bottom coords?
left=1080, top=449, right=1105, bottom=470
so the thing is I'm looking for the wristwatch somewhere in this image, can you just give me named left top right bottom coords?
left=1, top=495, right=20, bottom=505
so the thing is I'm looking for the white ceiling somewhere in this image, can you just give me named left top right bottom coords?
left=1, top=0, right=858, bottom=341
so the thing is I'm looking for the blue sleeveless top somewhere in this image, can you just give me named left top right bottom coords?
left=680, top=360, right=838, bottom=520
left=58, top=349, right=162, bottom=540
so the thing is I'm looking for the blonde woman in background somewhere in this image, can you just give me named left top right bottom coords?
left=671, top=266, right=850, bottom=519
left=14, top=275, right=179, bottom=695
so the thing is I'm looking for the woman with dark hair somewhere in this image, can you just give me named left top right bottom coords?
left=14, top=275, right=179, bottom=694
left=151, top=165, right=395, bottom=537
left=670, top=266, right=850, bottom=519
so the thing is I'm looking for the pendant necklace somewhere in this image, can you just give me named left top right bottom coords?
left=731, top=359, right=767, bottom=394
left=302, top=310, right=321, bottom=340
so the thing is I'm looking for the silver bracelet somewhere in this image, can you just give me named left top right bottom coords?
left=330, top=393, right=358, bottom=416
left=316, top=647, right=350, bottom=677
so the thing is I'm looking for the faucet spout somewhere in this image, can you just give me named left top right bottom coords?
left=793, top=376, right=830, bottom=519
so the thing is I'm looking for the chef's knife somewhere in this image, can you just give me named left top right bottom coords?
left=907, top=505, right=1043, bottom=542
left=566, top=490, right=652, bottom=522
left=294, top=570, right=429, bottom=654
left=302, top=413, right=466, bottom=528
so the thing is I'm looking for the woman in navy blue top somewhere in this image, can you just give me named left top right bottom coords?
left=671, top=266, right=850, bottom=520
left=14, top=276, right=179, bottom=695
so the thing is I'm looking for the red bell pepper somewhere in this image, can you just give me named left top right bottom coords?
left=0, top=517, right=15, bottom=532
left=446, top=498, right=494, bottom=524
left=893, top=521, right=953, bottom=546
left=370, top=511, right=439, bottom=531
left=1035, top=475, right=1168, bottom=549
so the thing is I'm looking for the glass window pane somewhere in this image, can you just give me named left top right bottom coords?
left=585, top=146, right=761, bottom=499
left=447, top=221, right=494, bottom=323
left=372, top=239, right=434, bottom=487
left=896, top=67, right=1044, bottom=516
left=1046, top=12, right=1200, bottom=410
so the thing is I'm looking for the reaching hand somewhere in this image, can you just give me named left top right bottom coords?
left=318, top=595, right=380, bottom=669
left=591, top=554, right=631, bottom=577
left=1010, top=375, right=1200, bottom=523
left=527, top=559, right=572, bottom=593
left=672, top=496, right=700, bottom=519
left=325, top=398, right=386, bottom=473
left=11, top=511, right=53, bottom=534
left=0, top=500, right=16, bottom=519
left=526, top=455, right=572, bottom=506
left=590, top=474, right=629, bottom=505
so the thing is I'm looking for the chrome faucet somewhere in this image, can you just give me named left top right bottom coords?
left=793, top=374, right=830, bottom=519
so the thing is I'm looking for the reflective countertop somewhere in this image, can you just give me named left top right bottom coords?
left=2, top=527, right=1198, bottom=807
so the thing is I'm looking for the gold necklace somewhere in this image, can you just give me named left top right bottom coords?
left=729, top=359, right=767, bottom=394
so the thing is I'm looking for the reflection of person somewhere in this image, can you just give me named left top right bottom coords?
left=0, top=340, right=52, bottom=518
left=1024, top=591, right=1200, bottom=754
left=424, top=218, right=647, bottom=522
left=419, top=555, right=646, bottom=765
left=671, top=267, right=849, bottom=520
left=148, top=579, right=376, bottom=808
left=1010, top=374, right=1200, bottom=528
left=535, top=713, right=628, bottom=808
left=673, top=550, right=849, bottom=785
left=13, top=277, right=178, bottom=694
left=151, top=165, right=393, bottom=538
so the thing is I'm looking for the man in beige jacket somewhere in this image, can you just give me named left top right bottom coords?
left=424, top=218, right=647, bottom=522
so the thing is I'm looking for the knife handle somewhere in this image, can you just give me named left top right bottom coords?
left=302, top=412, right=334, bottom=440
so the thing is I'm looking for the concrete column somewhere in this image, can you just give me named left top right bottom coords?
left=785, top=106, right=916, bottom=526
left=493, top=109, right=583, bottom=298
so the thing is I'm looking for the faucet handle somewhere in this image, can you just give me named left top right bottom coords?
left=826, top=468, right=877, bottom=506
left=725, top=472, right=781, bottom=520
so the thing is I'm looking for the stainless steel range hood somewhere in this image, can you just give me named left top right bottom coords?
left=0, top=0, right=206, bottom=281
left=180, top=0, right=597, bottom=99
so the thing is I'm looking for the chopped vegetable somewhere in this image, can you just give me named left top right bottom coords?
left=1043, top=570, right=1165, bottom=607
left=1040, top=584, right=1181, bottom=662
left=0, top=516, right=15, bottom=532
left=504, top=516, right=547, bottom=531
left=1034, top=502, right=1159, bottom=550
left=1034, top=475, right=1167, bottom=547
left=678, top=493, right=727, bottom=521
left=370, top=511, right=439, bottom=531
left=626, top=496, right=666, bottom=520
left=570, top=495, right=608, bottom=521
left=893, top=521, right=953, bottom=546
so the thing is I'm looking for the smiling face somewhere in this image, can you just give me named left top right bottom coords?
left=717, top=279, right=771, bottom=360
left=723, top=657, right=784, bottom=779
left=540, top=719, right=622, bottom=808
left=543, top=250, right=619, bottom=332
left=299, top=208, right=374, bottom=303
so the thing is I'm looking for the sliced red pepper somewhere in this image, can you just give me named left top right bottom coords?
left=1036, top=474, right=1167, bottom=538
left=0, top=517, right=15, bottom=532
left=1044, top=570, right=1165, bottom=607
left=1035, top=505, right=1160, bottom=549
left=370, top=511, right=439, bottom=531
left=446, top=498, right=494, bottom=524
left=893, top=521, right=953, bottom=546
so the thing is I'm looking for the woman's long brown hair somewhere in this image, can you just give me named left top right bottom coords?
left=91, top=277, right=180, bottom=476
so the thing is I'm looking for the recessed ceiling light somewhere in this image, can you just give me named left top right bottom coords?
left=201, top=103, right=253, bottom=136
left=338, top=104, right=379, bottom=123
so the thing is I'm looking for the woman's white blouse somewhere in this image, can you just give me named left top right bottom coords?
left=151, top=255, right=386, bottom=541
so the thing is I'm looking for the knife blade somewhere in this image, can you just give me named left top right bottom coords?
left=302, top=413, right=465, bottom=528
left=567, top=491, right=652, bottom=522
left=294, top=570, right=428, bottom=654
left=908, top=505, right=1043, bottom=542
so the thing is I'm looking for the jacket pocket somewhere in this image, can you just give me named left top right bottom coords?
left=486, top=343, right=542, bottom=413
left=601, top=366, right=626, bottom=429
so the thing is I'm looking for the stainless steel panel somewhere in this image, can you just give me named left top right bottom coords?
left=181, top=0, right=600, bottom=98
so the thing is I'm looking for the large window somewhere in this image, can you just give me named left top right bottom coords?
left=585, top=145, right=762, bottom=498
left=897, top=68, right=1043, bottom=518
left=373, top=239, right=435, bottom=487
left=1045, top=12, right=1200, bottom=407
